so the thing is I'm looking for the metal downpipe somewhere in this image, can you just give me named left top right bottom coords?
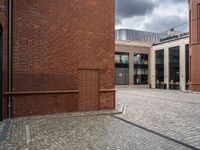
left=8, top=0, right=13, bottom=118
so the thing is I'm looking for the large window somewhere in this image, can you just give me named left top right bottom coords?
left=134, top=53, right=148, bottom=84
left=169, top=46, right=180, bottom=90
left=115, top=52, right=129, bottom=85
left=155, top=50, right=165, bottom=89
left=115, top=55, right=120, bottom=64
left=185, top=44, right=189, bottom=90
left=121, top=55, right=129, bottom=64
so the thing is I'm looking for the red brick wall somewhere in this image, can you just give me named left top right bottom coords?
left=2, top=0, right=115, bottom=118
left=189, top=0, right=200, bottom=91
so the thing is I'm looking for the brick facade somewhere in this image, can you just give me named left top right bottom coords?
left=189, top=0, right=200, bottom=91
left=0, top=0, right=115, bottom=118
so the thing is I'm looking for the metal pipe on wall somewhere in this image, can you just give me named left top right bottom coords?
left=8, top=0, right=13, bottom=118
left=0, top=4, right=6, bottom=121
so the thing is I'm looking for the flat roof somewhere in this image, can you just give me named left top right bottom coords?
left=153, top=36, right=189, bottom=46
left=115, top=40, right=153, bottom=47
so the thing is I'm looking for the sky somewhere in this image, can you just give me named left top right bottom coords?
left=115, top=0, right=189, bottom=33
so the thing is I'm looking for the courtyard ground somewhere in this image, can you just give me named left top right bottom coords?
left=0, top=88, right=200, bottom=150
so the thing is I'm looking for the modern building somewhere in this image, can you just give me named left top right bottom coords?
left=150, top=36, right=189, bottom=91
left=115, top=29, right=190, bottom=91
left=115, top=40, right=152, bottom=86
left=115, top=29, right=170, bottom=86
left=116, top=29, right=169, bottom=43
left=115, top=29, right=170, bottom=87
left=0, top=0, right=115, bottom=120
left=189, top=0, right=200, bottom=91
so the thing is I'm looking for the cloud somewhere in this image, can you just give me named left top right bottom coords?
left=115, top=0, right=189, bottom=32
left=142, top=2, right=189, bottom=32
left=116, top=0, right=157, bottom=25
left=157, top=0, right=187, bottom=3
left=142, top=16, right=188, bottom=32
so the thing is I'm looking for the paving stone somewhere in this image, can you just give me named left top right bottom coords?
left=0, top=88, right=200, bottom=149
left=116, top=88, right=200, bottom=149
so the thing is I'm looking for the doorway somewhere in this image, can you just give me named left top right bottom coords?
left=79, top=69, right=99, bottom=111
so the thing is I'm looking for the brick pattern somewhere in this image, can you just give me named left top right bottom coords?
left=13, top=94, right=79, bottom=117
left=117, top=88, right=200, bottom=149
left=100, top=92, right=115, bottom=109
left=1, top=0, right=115, bottom=118
left=189, top=0, right=200, bottom=91
left=79, top=70, right=99, bottom=111
left=0, top=112, right=192, bottom=149
left=1, top=89, right=200, bottom=149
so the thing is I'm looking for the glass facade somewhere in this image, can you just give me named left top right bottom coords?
left=169, top=46, right=180, bottom=90
left=115, top=52, right=129, bottom=85
left=115, top=55, right=120, bottom=64
left=155, top=50, right=165, bottom=89
left=185, top=44, right=189, bottom=90
left=134, top=53, right=148, bottom=84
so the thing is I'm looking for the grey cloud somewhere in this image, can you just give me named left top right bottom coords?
left=115, top=0, right=189, bottom=32
left=142, top=15, right=188, bottom=32
left=116, top=0, right=157, bottom=25
left=157, top=0, right=187, bottom=3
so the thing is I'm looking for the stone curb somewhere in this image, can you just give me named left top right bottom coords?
left=2, top=105, right=124, bottom=123
left=183, top=90, right=200, bottom=94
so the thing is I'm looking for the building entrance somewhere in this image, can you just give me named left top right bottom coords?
left=115, top=52, right=129, bottom=85
left=134, top=53, right=148, bottom=85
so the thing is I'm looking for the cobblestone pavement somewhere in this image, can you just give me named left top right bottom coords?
left=116, top=88, right=200, bottom=149
left=0, top=88, right=200, bottom=150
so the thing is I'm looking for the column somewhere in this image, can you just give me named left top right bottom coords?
left=180, top=44, right=186, bottom=91
left=150, top=49, right=156, bottom=88
left=164, top=47, right=169, bottom=89
left=129, top=51, right=134, bottom=85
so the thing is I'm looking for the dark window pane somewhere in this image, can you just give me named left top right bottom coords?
left=185, top=44, right=189, bottom=90
left=169, top=46, right=180, bottom=90
left=155, top=49, right=164, bottom=89
left=115, top=52, right=129, bottom=85
left=134, top=53, right=148, bottom=84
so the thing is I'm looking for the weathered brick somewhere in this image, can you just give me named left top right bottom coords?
left=0, top=0, right=115, bottom=118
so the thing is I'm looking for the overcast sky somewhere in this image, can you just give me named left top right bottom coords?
left=115, top=0, right=189, bottom=33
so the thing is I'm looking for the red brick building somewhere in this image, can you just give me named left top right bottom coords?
left=189, top=0, right=200, bottom=91
left=0, top=0, right=115, bottom=120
